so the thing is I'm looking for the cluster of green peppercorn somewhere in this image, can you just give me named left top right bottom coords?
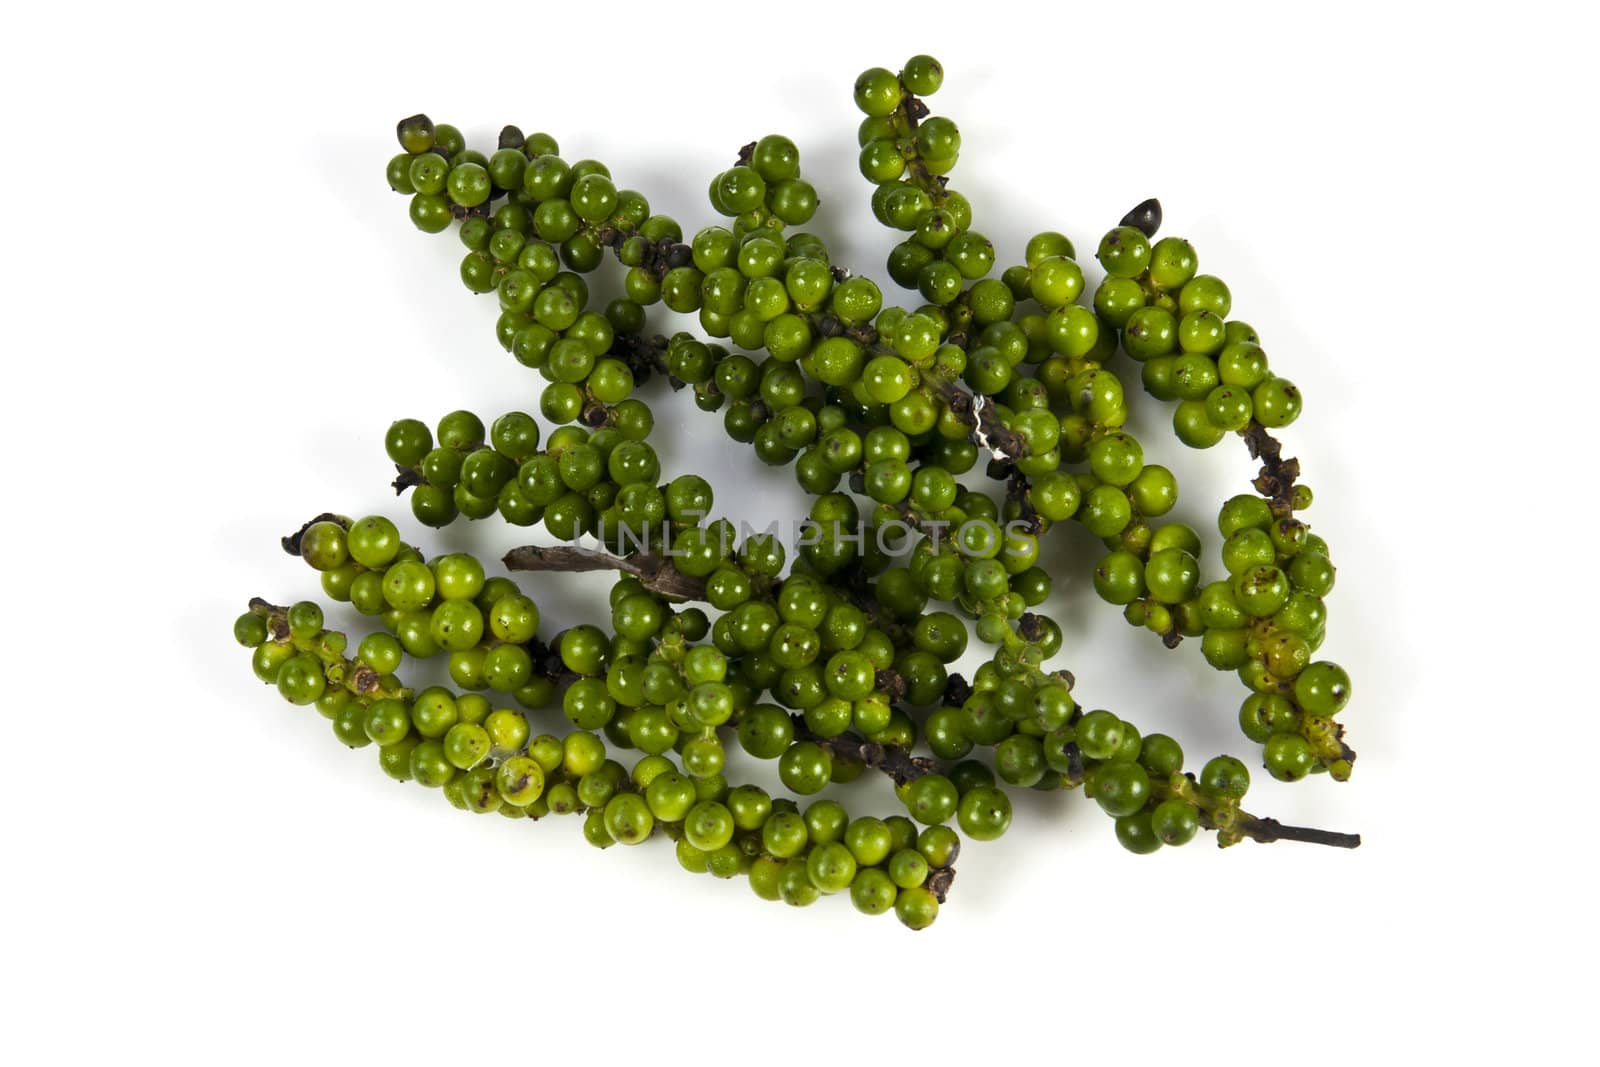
left=236, top=56, right=1357, bottom=930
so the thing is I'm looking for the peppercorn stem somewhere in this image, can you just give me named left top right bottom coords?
left=1234, top=817, right=1361, bottom=849
left=502, top=543, right=707, bottom=601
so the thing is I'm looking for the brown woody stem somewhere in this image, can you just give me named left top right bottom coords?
left=1236, top=817, right=1361, bottom=849
left=502, top=544, right=707, bottom=601
left=1242, top=422, right=1302, bottom=516
left=790, top=715, right=940, bottom=787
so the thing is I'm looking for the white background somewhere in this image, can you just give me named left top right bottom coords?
left=4, top=1, right=1594, bottom=1062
